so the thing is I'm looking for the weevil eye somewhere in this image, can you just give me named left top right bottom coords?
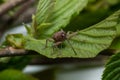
left=61, top=32, right=66, bottom=39
left=61, top=33, right=65, bottom=37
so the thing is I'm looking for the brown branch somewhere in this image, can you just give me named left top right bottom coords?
left=0, top=0, right=27, bottom=16
left=0, top=47, right=113, bottom=65
left=30, top=55, right=108, bottom=65
left=0, top=47, right=38, bottom=57
left=0, top=47, right=107, bottom=65
left=0, top=46, right=116, bottom=65
left=0, top=47, right=115, bottom=58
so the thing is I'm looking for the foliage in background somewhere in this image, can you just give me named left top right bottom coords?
left=0, top=69, right=38, bottom=80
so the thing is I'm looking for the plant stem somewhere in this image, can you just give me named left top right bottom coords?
left=0, top=47, right=38, bottom=57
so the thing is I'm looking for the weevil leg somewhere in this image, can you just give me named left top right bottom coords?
left=51, top=44, right=56, bottom=55
left=66, top=39, right=77, bottom=55
left=60, top=29, right=64, bottom=32
left=66, top=31, right=79, bottom=55
left=67, top=31, right=78, bottom=39
left=43, top=38, right=54, bottom=49
left=52, top=42, right=62, bottom=55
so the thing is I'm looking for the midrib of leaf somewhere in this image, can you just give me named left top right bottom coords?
left=64, top=11, right=118, bottom=58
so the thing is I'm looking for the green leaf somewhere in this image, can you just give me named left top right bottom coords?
left=0, top=69, right=38, bottom=80
left=6, top=34, right=24, bottom=48
left=102, top=52, right=120, bottom=80
left=35, top=0, right=88, bottom=38
left=108, top=22, right=120, bottom=50
left=24, top=9, right=119, bottom=58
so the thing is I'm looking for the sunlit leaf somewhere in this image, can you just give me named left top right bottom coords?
left=102, top=52, right=120, bottom=80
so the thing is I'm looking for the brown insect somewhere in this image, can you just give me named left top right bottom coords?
left=45, top=29, right=78, bottom=55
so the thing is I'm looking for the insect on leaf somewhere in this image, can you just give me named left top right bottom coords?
left=24, top=9, right=120, bottom=58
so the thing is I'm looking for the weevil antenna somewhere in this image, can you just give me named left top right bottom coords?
left=60, top=29, right=64, bottom=32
